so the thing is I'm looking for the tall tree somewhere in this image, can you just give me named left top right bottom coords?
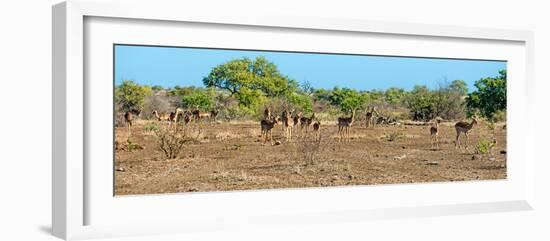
left=466, top=70, right=506, bottom=120
left=115, top=80, right=152, bottom=111
left=202, top=56, right=298, bottom=108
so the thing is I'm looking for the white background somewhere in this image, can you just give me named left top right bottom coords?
left=0, top=0, right=548, bottom=240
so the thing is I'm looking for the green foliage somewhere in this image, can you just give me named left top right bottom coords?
left=115, top=80, right=153, bottom=111
left=224, top=105, right=254, bottom=120
left=144, top=123, right=160, bottom=132
left=124, top=138, right=143, bottom=152
left=384, top=87, right=407, bottom=105
left=181, top=90, right=214, bottom=110
left=287, top=92, right=314, bottom=113
left=475, top=139, right=496, bottom=155
left=235, top=87, right=266, bottom=111
left=405, top=85, right=437, bottom=121
left=151, top=85, right=164, bottom=91
left=405, top=80, right=469, bottom=121
left=466, top=70, right=506, bottom=120
left=169, top=86, right=200, bottom=97
left=328, top=87, right=364, bottom=112
left=202, top=56, right=298, bottom=110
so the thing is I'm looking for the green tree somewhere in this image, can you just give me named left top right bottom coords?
left=466, top=70, right=506, bottom=120
left=433, top=80, right=467, bottom=120
left=329, top=87, right=364, bottom=112
left=115, top=80, right=152, bottom=111
left=313, top=88, right=332, bottom=102
left=287, top=92, right=313, bottom=113
left=169, top=86, right=200, bottom=97
left=202, top=56, right=298, bottom=110
left=384, top=87, right=406, bottom=105
left=181, top=91, right=214, bottom=110
left=405, top=85, right=436, bottom=121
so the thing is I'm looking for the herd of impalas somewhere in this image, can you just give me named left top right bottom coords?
left=122, top=106, right=481, bottom=149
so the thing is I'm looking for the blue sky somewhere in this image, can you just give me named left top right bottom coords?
left=114, top=44, right=506, bottom=92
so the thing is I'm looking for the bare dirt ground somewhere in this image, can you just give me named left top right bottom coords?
left=114, top=120, right=506, bottom=195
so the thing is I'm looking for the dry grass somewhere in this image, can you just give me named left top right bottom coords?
left=115, top=120, right=506, bottom=195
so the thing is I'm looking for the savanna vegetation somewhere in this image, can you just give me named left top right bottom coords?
left=114, top=56, right=507, bottom=195
left=116, top=56, right=506, bottom=124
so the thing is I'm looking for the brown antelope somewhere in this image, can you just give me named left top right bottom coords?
left=281, top=109, right=292, bottom=141
left=300, top=113, right=316, bottom=136
left=210, top=109, right=220, bottom=122
left=192, top=109, right=211, bottom=122
left=173, top=108, right=184, bottom=123
left=430, top=117, right=442, bottom=150
left=260, top=116, right=280, bottom=145
left=337, top=109, right=355, bottom=142
left=175, top=109, right=192, bottom=125
left=264, top=107, right=272, bottom=120
left=312, top=120, right=321, bottom=141
left=291, top=111, right=302, bottom=138
left=455, top=117, right=478, bottom=149
left=152, top=110, right=173, bottom=125
left=365, top=106, right=379, bottom=128
left=124, top=109, right=141, bottom=136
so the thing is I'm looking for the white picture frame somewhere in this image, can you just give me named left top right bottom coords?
left=52, top=1, right=535, bottom=240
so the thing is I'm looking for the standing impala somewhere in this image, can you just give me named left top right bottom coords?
left=430, top=117, right=442, bottom=150
left=260, top=116, right=281, bottom=145
left=124, top=108, right=141, bottom=136
left=281, top=109, right=292, bottom=141
left=337, top=109, right=355, bottom=142
left=300, top=113, right=316, bottom=137
left=455, top=117, right=478, bottom=149
left=365, top=106, right=379, bottom=128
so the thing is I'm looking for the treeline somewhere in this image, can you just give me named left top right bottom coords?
left=115, top=56, right=507, bottom=122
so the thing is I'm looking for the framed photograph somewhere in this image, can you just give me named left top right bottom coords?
left=53, top=0, right=535, bottom=240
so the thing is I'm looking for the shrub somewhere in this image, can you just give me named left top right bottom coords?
left=144, top=123, right=160, bottom=132
left=224, top=105, right=255, bottom=121
left=115, top=80, right=153, bottom=111
left=475, top=139, right=496, bottom=155
left=181, top=91, right=214, bottom=110
left=154, top=125, right=201, bottom=159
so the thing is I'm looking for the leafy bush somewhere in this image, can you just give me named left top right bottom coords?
left=328, top=87, right=365, bottom=112
left=115, top=80, right=153, bottom=111
left=286, top=92, right=313, bottom=114
left=405, top=85, right=436, bottom=121
left=405, top=80, right=468, bottom=121
left=144, top=123, right=160, bottom=132
left=475, top=139, right=496, bottom=155
left=224, top=105, right=254, bottom=121
left=181, top=90, right=214, bottom=110
left=384, top=87, right=407, bottom=105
